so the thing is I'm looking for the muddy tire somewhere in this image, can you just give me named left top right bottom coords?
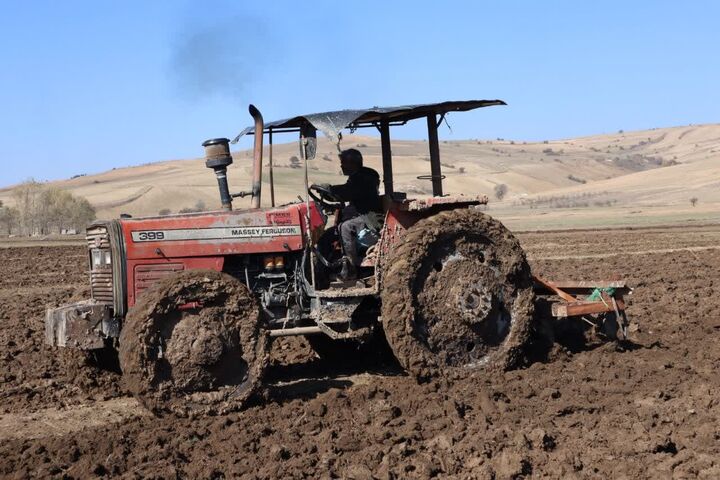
left=381, top=209, right=534, bottom=377
left=119, top=270, right=268, bottom=416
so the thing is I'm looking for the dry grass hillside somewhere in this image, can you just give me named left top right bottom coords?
left=1, top=124, right=718, bottom=230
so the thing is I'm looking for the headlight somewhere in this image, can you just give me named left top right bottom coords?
left=91, top=249, right=112, bottom=268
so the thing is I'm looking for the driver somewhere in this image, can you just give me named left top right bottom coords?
left=312, top=148, right=383, bottom=279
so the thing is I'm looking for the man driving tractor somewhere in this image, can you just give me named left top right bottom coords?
left=312, top=148, right=383, bottom=280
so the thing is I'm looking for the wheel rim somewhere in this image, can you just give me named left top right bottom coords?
left=154, top=308, right=250, bottom=394
left=413, top=233, right=515, bottom=367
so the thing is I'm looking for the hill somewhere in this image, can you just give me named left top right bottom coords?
left=1, top=124, right=718, bottom=230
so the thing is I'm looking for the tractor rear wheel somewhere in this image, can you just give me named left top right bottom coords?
left=381, top=209, right=534, bottom=378
left=119, top=270, right=268, bottom=416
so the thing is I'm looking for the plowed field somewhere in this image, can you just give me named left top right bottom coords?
left=1, top=225, right=719, bottom=479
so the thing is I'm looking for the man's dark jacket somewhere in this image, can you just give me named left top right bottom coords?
left=329, top=166, right=382, bottom=215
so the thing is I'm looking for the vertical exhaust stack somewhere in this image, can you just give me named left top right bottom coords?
left=203, top=138, right=234, bottom=211
left=249, top=104, right=264, bottom=209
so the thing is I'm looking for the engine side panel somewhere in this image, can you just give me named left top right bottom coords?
left=122, top=205, right=310, bottom=259
left=119, top=202, right=324, bottom=307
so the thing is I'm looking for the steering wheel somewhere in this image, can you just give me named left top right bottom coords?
left=309, top=184, right=343, bottom=213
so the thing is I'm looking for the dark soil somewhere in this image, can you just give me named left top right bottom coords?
left=1, top=226, right=720, bottom=478
left=0, top=246, right=122, bottom=414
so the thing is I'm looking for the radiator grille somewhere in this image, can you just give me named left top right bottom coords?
left=86, top=225, right=113, bottom=304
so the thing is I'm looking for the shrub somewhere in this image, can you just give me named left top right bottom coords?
left=178, top=199, right=207, bottom=214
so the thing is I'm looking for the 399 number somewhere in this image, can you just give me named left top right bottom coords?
left=137, top=231, right=165, bottom=241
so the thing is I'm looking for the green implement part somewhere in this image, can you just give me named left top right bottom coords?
left=586, top=287, right=616, bottom=302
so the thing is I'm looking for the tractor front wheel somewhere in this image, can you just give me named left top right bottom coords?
left=119, top=270, right=268, bottom=416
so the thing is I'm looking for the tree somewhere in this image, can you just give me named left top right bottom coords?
left=11, top=179, right=44, bottom=235
left=38, top=186, right=96, bottom=233
left=690, top=197, right=698, bottom=207
left=289, top=156, right=301, bottom=169
left=0, top=203, right=19, bottom=235
left=67, top=196, right=96, bottom=231
left=9, top=180, right=95, bottom=235
left=494, top=183, right=508, bottom=201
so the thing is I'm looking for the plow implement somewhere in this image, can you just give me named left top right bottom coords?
left=533, top=275, right=633, bottom=340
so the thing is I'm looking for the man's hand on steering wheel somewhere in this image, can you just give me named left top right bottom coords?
left=309, top=183, right=343, bottom=213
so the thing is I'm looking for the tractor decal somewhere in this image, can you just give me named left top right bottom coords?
left=130, top=225, right=301, bottom=242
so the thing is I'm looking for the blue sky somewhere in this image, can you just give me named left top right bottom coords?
left=1, top=1, right=718, bottom=187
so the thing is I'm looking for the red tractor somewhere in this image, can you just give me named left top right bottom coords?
left=46, top=100, right=537, bottom=415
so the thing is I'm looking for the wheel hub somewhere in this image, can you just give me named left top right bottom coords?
left=455, top=280, right=494, bottom=323
left=191, top=330, right=224, bottom=366
left=161, top=314, right=230, bottom=392
left=415, top=241, right=514, bottom=367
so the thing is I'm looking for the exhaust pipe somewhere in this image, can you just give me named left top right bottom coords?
left=249, top=104, right=264, bottom=209
left=203, top=105, right=263, bottom=211
left=203, top=138, right=234, bottom=210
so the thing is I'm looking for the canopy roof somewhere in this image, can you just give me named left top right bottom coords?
left=232, top=99, right=506, bottom=144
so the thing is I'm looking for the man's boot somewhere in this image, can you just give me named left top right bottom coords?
left=339, top=256, right=356, bottom=281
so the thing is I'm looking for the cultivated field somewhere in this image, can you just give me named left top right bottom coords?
left=1, top=225, right=719, bottom=478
